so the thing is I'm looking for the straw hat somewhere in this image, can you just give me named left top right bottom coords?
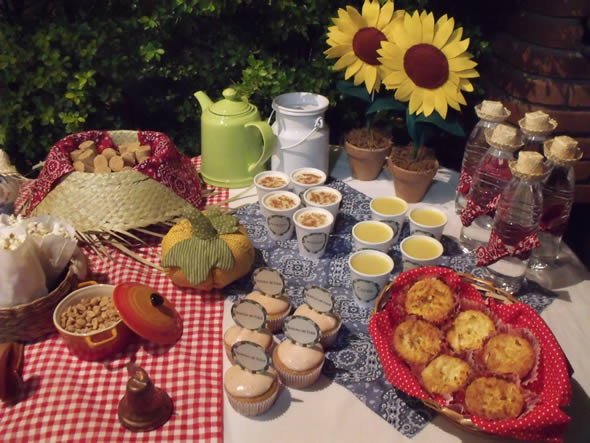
left=544, top=135, right=583, bottom=166
left=475, top=100, right=510, bottom=122
left=518, top=110, right=558, bottom=135
left=484, top=124, right=524, bottom=152
left=0, top=150, right=18, bottom=175
left=509, top=151, right=548, bottom=181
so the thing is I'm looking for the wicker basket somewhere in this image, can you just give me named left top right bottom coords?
left=373, top=272, right=519, bottom=437
left=30, top=130, right=194, bottom=233
left=0, top=264, right=78, bottom=342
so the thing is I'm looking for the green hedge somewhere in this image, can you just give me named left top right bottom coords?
left=0, top=0, right=490, bottom=172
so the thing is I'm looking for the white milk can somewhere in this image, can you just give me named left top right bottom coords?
left=269, top=92, right=330, bottom=175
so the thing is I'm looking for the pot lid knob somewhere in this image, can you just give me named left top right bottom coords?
left=118, top=365, right=173, bottom=432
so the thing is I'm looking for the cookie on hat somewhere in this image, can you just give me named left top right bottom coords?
left=509, top=151, right=547, bottom=181
left=544, top=135, right=583, bottom=166
left=485, top=124, right=523, bottom=152
left=518, top=110, right=558, bottom=135
left=475, top=100, right=510, bottom=122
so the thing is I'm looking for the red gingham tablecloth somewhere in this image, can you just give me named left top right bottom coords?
left=1, top=158, right=228, bottom=442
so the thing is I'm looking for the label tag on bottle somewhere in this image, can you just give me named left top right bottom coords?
left=253, top=267, right=284, bottom=298
left=231, top=300, right=267, bottom=330
left=304, top=286, right=333, bottom=313
left=231, top=341, right=271, bottom=373
left=283, top=315, right=321, bottom=347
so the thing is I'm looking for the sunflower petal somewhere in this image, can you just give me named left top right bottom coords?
left=328, top=29, right=353, bottom=45
left=455, top=68, right=480, bottom=78
left=441, top=27, right=463, bottom=52
left=383, top=69, right=408, bottom=86
left=353, top=65, right=366, bottom=86
left=422, top=90, right=435, bottom=117
left=364, top=65, right=378, bottom=93
left=404, top=11, right=422, bottom=46
left=345, top=59, right=363, bottom=79
left=379, top=54, right=404, bottom=71
left=346, top=5, right=367, bottom=29
left=448, top=56, right=478, bottom=71
left=324, top=46, right=352, bottom=58
left=442, top=37, right=470, bottom=59
left=362, top=0, right=380, bottom=28
left=459, top=79, right=474, bottom=92
left=333, top=52, right=358, bottom=70
left=395, top=77, right=415, bottom=101
left=409, top=87, right=424, bottom=115
left=436, top=14, right=449, bottom=29
left=421, top=12, right=435, bottom=44
left=334, top=17, right=358, bottom=35
left=377, top=1, right=394, bottom=29
left=433, top=90, right=448, bottom=119
left=433, top=16, right=455, bottom=49
left=456, top=91, right=467, bottom=106
left=392, top=18, right=413, bottom=51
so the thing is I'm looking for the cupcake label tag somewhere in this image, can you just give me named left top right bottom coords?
left=304, top=286, right=333, bottom=313
left=231, top=341, right=271, bottom=373
left=253, top=267, right=284, bottom=298
left=283, top=315, right=321, bottom=347
left=231, top=300, right=267, bottom=330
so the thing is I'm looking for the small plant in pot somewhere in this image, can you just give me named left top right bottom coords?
left=325, top=1, right=480, bottom=201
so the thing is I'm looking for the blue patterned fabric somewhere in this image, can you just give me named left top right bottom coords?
left=228, top=179, right=558, bottom=437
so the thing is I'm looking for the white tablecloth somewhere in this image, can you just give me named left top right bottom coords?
left=223, top=149, right=590, bottom=442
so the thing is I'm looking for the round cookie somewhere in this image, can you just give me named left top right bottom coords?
left=465, top=377, right=524, bottom=420
left=405, top=278, right=454, bottom=324
left=447, top=310, right=496, bottom=352
left=482, top=333, right=535, bottom=378
left=421, top=355, right=472, bottom=395
left=393, top=317, right=442, bottom=366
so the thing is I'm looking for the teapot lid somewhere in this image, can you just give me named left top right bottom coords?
left=210, top=88, right=255, bottom=116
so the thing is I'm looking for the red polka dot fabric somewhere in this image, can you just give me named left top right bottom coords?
left=369, top=266, right=572, bottom=442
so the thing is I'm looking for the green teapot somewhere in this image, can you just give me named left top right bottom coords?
left=195, top=88, right=275, bottom=188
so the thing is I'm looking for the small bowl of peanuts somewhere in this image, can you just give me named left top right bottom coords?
left=53, top=284, right=134, bottom=361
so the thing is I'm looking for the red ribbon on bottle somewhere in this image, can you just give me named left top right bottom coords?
left=456, top=169, right=472, bottom=195
left=460, top=193, right=501, bottom=227
left=475, top=229, right=540, bottom=267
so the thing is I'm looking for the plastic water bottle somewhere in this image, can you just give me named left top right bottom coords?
left=484, top=156, right=544, bottom=293
left=529, top=160, right=575, bottom=270
left=455, top=117, right=502, bottom=214
left=459, top=145, right=514, bottom=252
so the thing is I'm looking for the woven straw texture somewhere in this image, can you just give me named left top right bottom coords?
left=30, top=130, right=193, bottom=233
left=0, top=264, right=78, bottom=342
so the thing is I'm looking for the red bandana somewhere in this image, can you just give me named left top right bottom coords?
left=476, top=229, right=540, bottom=267
left=460, top=194, right=501, bottom=227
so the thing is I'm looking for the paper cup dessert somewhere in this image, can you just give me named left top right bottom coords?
left=400, top=235, right=444, bottom=271
left=408, top=206, right=447, bottom=240
left=223, top=325, right=274, bottom=363
left=272, top=339, right=325, bottom=389
left=352, top=220, right=394, bottom=253
left=254, top=171, right=291, bottom=205
left=369, top=196, right=408, bottom=243
left=245, top=290, right=291, bottom=333
left=293, top=304, right=341, bottom=348
left=293, top=207, right=334, bottom=259
left=290, top=167, right=327, bottom=197
left=260, top=190, right=301, bottom=241
left=302, top=186, right=342, bottom=218
left=348, top=250, right=394, bottom=309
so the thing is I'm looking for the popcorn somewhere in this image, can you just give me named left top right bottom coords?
left=0, top=232, right=25, bottom=251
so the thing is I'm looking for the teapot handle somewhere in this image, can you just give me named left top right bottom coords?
left=245, top=121, right=276, bottom=174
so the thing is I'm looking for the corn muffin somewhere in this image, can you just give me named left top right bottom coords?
left=465, top=377, right=524, bottom=420
left=482, top=333, right=535, bottom=378
left=393, top=317, right=442, bottom=365
left=421, top=354, right=472, bottom=395
left=447, top=310, right=496, bottom=352
left=405, top=278, right=454, bottom=324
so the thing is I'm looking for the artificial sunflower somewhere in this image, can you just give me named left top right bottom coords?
left=325, top=0, right=404, bottom=94
left=378, top=11, right=479, bottom=119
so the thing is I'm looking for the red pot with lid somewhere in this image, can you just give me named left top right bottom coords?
left=53, top=282, right=183, bottom=361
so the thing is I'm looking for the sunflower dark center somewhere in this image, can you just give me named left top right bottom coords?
left=403, top=43, right=449, bottom=89
left=352, top=27, right=386, bottom=65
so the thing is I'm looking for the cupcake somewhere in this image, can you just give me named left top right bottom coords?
left=272, top=339, right=325, bottom=389
left=224, top=364, right=280, bottom=416
left=482, top=333, right=535, bottom=379
left=447, top=310, right=496, bottom=352
left=465, top=377, right=524, bottom=420
left=223, top=325, right=274, bottom=363
left=405, top=278, right=455, bottom=324
left=293, top=304, right=341, bottom=348
left=245, top=289, right=291, bottom=333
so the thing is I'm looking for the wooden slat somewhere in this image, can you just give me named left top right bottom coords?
left=574, top=161, right=590, bottom=182
left=574, top=184, right=590, bottom=204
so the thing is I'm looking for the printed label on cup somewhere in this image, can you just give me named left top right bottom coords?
left=267, top=215, right=292, bottom=236
left=283, top=315, right=321, bottom=346
left=304, top=286, right=333, bottom=313
left=352, top=279, right=381, bottom=303
left=302, top=232, right=328, bottom=254
left=382, top=220, right=400, bottom=238
left=231, top=300, right=267, bottom=330
left=253, top=267, right=284, bottom=297
left=231, top=341, right=271, bottom=373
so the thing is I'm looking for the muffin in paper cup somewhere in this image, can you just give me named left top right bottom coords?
left=223, top=325, right=274, bottom=364
left=272, top=340, right=325, bottom=389
left=224, top=365, right=280, bottom=417
left=293, top=304, right=341, bottom=349
left=244, top=290, right=291, bottom=333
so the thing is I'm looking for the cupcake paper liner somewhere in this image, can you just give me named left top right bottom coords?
left=319, top=318, right=341, bottom=349
left=266, top=306, right=291, bottom=334
left=275, top=358, right=324, bottom=389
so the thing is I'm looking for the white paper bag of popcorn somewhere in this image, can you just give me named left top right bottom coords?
left=0, top=225, right=48, bottom=307
left=24, top=216, right=77, bottom=288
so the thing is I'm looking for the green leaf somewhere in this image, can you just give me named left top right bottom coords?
left=162, top=237, right=234, bottom=286
left=336, top=80, right=371, bottom=103
left=184, top=208, right=217, bottom=239
left=204, top=208, right=239, bottom=235
left=366, top=97, right=406, bottom=115
left=415, top=111, right=465, bottom=137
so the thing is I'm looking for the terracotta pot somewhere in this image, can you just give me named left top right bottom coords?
left=344, top=140, right=392, bottom=181
left=387, top=156, right=439, bottom=203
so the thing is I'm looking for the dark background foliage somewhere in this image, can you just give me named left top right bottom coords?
left=0, top=0, right=502, bottom=173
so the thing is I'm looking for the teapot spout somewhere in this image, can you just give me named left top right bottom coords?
left=194, top=91, right=213, bottom=112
